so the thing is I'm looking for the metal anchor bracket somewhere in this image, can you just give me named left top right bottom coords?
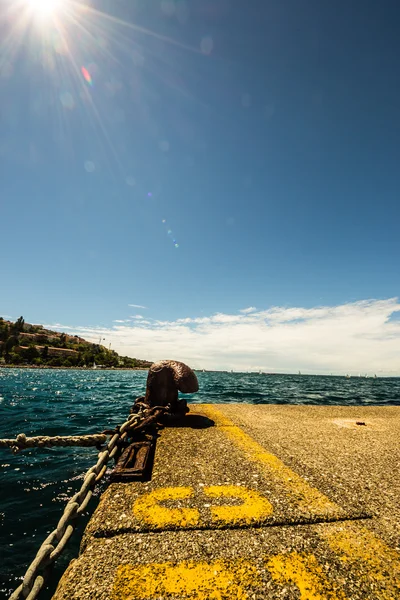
left=110, top=439, right=154, bottom=482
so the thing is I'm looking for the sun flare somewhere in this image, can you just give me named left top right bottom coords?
left=27, top=0, right=64, bottom=17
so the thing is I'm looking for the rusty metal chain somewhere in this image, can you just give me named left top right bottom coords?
left=4, top=359, right=196, bottom=600
left=0, top=434, right=107, bottom=453
left=7, top=409, right=147, bottom=600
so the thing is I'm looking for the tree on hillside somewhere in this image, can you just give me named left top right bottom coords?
left=12, top=316, right=25, bottom=334
left=23, top=346, right=40, bottom=362
left=0, top=320, right=9, bottom=342
left=5, top=335, right=18, bottom=357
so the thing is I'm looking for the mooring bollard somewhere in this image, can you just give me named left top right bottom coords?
left=111, top=360, right=199, bottom=482
left=131, top=359, right=199, bottom=416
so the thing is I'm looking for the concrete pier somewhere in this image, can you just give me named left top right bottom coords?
left=53, top=404, right=400, bottom=599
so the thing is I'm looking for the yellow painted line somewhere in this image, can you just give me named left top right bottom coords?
left=267, top=551, right=346, bottom=600
left=204, top=485, right=273, bottom=525
left=196, top=405, right=400, bottom=594
left=322, top=521, right=400, bottom=599
left=112, top=552, right=347, bottom=599
left=199, top=404, right=340, bottom=515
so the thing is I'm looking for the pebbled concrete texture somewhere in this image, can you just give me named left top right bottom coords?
left=53, top=523, right=400, bottom=600
left=207, top=404, right=400, bottom=547
left=53, top=404, right=400, bottom=599
left=81, top=417, right=366, bottom=547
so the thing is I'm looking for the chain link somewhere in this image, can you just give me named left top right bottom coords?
left=8, top=410, right=144, bottom=600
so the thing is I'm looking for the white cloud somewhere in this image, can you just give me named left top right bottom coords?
left=211, top=313, right=242, bottom=324
left=240, top=307, right=257, bottom=314
left=176, top=317, right=211, bottom=324
left=51, top=299, right=400, bottom=375
left=128, top=304, right=147, bottom=309
left=113, top=319, right=131, bottom=323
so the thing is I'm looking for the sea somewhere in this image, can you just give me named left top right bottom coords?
left=1, top=368, right=399, bottom=599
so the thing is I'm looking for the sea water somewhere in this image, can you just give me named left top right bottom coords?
left=1, top=368, right=399, bottom=598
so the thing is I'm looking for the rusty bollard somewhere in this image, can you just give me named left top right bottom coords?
left=130, top=360, right=199, bottom=417
left=142, top=360, right=199, bottom=415
left=112, top=361, right=199, bottom=482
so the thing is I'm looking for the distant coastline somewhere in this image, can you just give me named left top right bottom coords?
left=0, top=316, right=152, bottom=370
left=0, top=364, right=149, bottom=370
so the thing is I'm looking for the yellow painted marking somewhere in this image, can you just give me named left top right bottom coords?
left=112, top=559, right=260, bottom=600
left=133, top=486, right=199, bottom=529
left=267, top=551, right=346, bottom=600
left=204, top=485, right=273, bottom=525
left=112, top=552, right=348, bottom=599
left=127, top=407, right=399, bottom=598
left=322, top=522, right=400, bottom=598
left=133, top=485, right=273, bottom=529
left=196, top=406, right=400, bottom=593
left=199, top=404, right=340, bottom=515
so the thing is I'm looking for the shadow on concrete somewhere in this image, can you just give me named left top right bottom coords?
left=163, top=414, right=215, bottom=429
left=107, top=415, right=215, bottom=485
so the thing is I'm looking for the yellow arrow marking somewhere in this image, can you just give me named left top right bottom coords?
left=204, top=485, right=273, bottom=525
left=133, top=486, right=199, bottom=529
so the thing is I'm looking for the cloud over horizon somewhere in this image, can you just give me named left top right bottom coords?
left=49, top=299, right=400, bottom=375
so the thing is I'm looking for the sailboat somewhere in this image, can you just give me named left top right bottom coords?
left=92, top=361, right=97, bottom=370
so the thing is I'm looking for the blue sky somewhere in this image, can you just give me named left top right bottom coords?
left=1, top=0, right=400, bottom=373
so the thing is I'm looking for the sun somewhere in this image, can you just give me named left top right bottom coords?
left=27, top=0, right=64, bottom=17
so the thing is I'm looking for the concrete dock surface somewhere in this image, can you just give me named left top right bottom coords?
left=53, top=404, right=400, bottom=599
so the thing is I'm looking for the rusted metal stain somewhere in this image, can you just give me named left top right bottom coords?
left=110, top=440, right=154, bottom=482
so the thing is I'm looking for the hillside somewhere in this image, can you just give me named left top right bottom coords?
left=0, top=316, right=152, bottom=369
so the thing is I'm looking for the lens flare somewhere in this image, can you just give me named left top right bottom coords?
left=162, top=219, right=180, bottom=249
left=81, top=66, right=92, bottom=85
